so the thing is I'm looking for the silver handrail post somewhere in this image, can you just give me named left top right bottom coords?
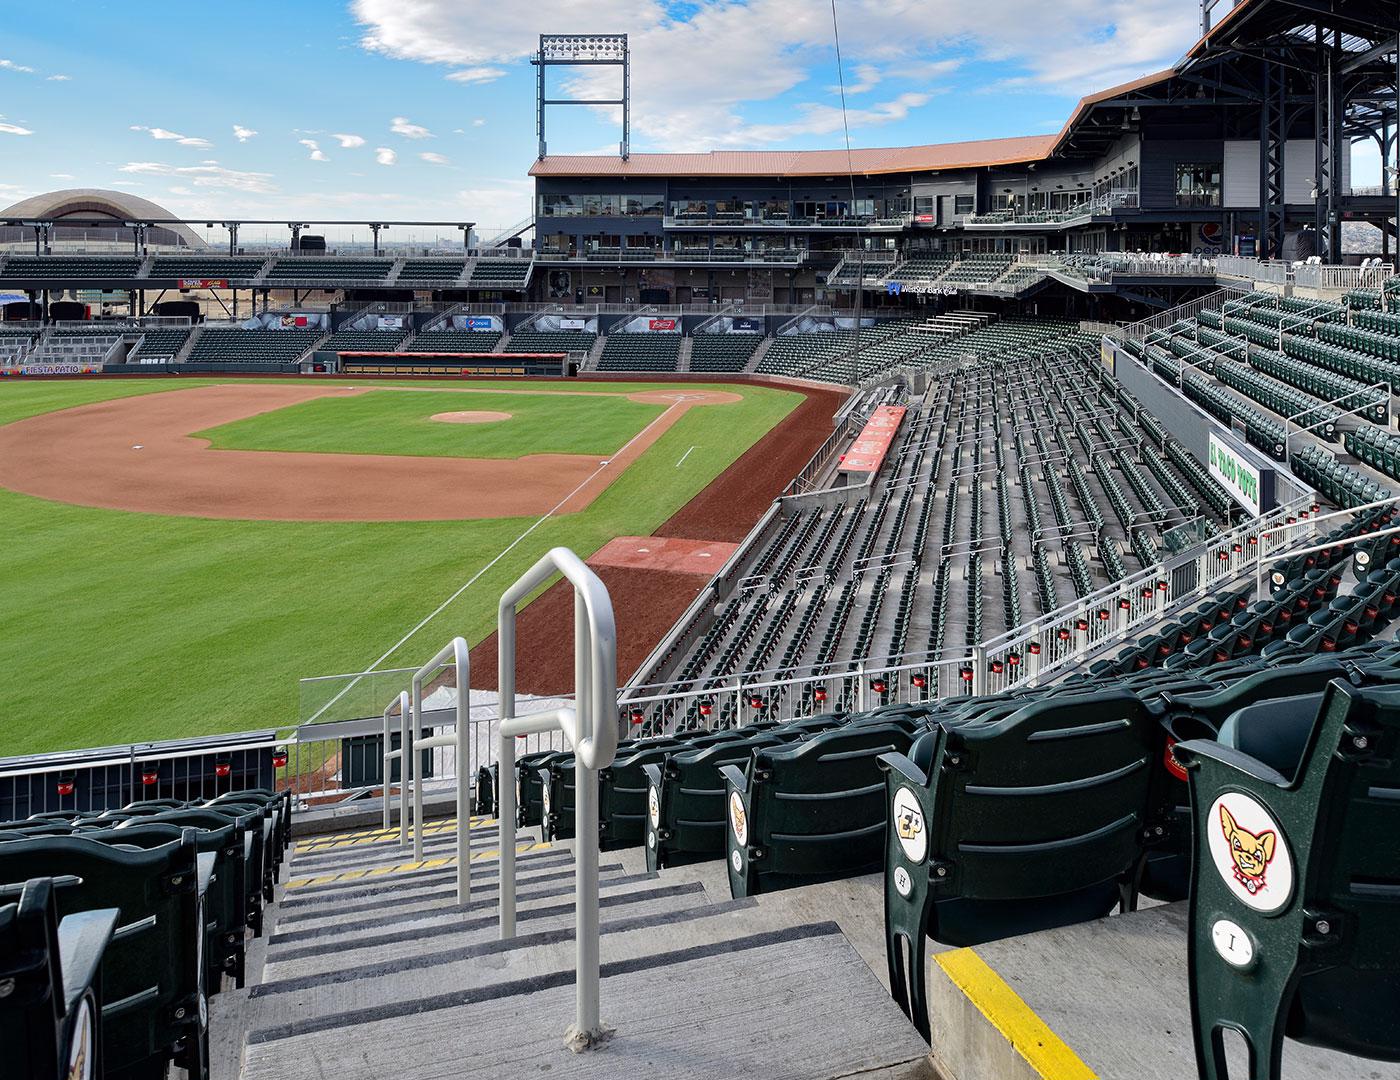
left=382, top=690, right=409, bottom=833
left=496, top=547, right=617, bottom=1050
left=409, top=638, right=471, bottom=903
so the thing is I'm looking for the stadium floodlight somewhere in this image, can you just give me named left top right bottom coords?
left=533, top=33, right=629, bottom=160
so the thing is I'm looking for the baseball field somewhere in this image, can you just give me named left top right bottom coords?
left=0, top=376, right=829, bottom=757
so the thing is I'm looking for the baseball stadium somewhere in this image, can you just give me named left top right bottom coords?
left=1, top=1, right=1400, bottom=1078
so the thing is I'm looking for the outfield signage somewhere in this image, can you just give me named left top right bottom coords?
left=647, top=318, right=678, bottom=332
left=1208, top=431, right=1271, bottom=516
left=733, top=317, right=763, bottom=333
left=1, top=362, right=103, bottom=376
left=178, top=278, right=228, bottom=289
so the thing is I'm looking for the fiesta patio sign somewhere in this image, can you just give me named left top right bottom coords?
left=1208, top=431, right=1272, bottom=516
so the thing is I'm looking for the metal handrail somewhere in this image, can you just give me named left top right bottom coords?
left=382, top=690, right=409, bottom=841
left=495, top=548, right=617, bottom=1050
left=402, top=638, right=471, bottom=903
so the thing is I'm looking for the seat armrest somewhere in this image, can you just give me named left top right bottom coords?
left=1172, top=738, right=1291, bottom=788
left=877, top=750, right=928, bottom=787
left=717, top=764, right=748, bottom=794
left=58, top=908, right=119, bottom=1015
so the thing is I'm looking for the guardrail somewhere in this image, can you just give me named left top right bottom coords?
left=1294, top=263, right=1396, bottom=291
left=402, top=639, right=471, bottom=902
left=495, top=548, right=618, bottom=1051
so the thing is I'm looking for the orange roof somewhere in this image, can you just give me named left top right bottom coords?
left=529, top=134, right=1058, bottom=179
left=528, top=0, right=1273, bottom=181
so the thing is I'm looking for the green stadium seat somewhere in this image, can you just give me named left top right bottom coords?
left=879, top=690, right=1165, bottom=1041
left=1176, top=681, right=1400, bottom=1079
left=0, top=876, right=117, bottom=1080
left=721, top=722, right=915, bottom=897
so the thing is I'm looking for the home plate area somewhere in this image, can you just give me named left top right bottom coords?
left=589, top=536, right=739, bottom=574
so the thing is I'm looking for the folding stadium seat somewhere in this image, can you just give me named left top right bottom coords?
left=641, top=734, right=788, bottom=872
left=721, top=723, right=915, bottom=897
left=118, top=810, right=259, bottom=979
left=0, top=830, right=209, bottom=1079
left=1175, top=680, right=1400, bottom=1080
left=0, top=876, right=117, bottom=1080
left=879, top=690, right=1167, bottom=1041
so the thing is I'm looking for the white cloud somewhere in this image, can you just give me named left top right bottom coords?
left=390, top=115, right=433, bottom=139
left=419, top=151, right=450, bottom=165
left=0, top=121, right=33, bottom=136
left=445, top=67, right=506, bottom=84
left=472, top=118, right=486, bottom=127
left=117, top=160, right=276, bottom=194
left=375, top=146, right=397, bottom=165
left=352, top=0, right=1198, bottom=151
left=0, top=59, right=35, bottom=74
left=49, top=173, right=74, bottom=179
left=130, top=125, right=213, bottom=148
left=456, top=179, right=535, bottom=232
left=46, top=73, right=70, bottom=81
left=299, top=138, right=329, bottom=161
left=233, top=124, right=258, bottom=142
left=332, top=132, right=366, bottom=148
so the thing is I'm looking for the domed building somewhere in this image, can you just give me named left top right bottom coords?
left=0, top=188, right=206, bottom=251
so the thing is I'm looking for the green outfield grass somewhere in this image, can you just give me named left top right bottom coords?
left=0, top=377, right=801, bottom=756
left=196, top=388, right=669, bottom=459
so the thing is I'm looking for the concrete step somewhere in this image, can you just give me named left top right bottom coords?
left=249, top=894, right=792, bottom=1025
left=275, top=862, right=628, bottom=929
left=289, top=822, right=522, bottom=874
left=263, top=880, right=711, bottom=981
left=277, top=846, right=573, bottom=908
left=282, top=836, right=556, bottom=892
left=268, top=870, right=658, bottom=948
left=926, top=902, right=1400, bottom=1080
left=242, top=923, right=935, bottom=1080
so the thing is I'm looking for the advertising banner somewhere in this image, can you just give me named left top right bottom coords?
left=841, top=405, right=907, bottom=473
left=376, top=316, right=404, bottom=330
left=280, top=315, right=310, bottom=329
left=463, top=316, right=497, bottom=331
left=559, top=318, right=587, bottom=331
left=178, top=278, right=228, bottom=289
left=1208, top=432, right=1271, bottom=516
left=647, top=318, right=678, bottom=332
left=733, top=317, right=764, bottom=333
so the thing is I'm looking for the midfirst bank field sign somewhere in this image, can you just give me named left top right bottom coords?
left=1208, top=432, right=1274, bottom=516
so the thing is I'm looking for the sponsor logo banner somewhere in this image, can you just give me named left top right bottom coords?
left=841, top=405, right=907, bottom=473
left=647, top=318, right=677, bottom=331
left=376, top=316, right=404, bottom=330
left=178, top=278, right=228, bottom=289
left=559, top=318, right=587, bottom=331
left=464, top=316, right=496, bottom=331
left=732, top=317, right=763, bottom=333
left=1208, top=432, right=1263, bottom=516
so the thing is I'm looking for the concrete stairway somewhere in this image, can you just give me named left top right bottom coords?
left=233, top=814, right=932, bottom=1080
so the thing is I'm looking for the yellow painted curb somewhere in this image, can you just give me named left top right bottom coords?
left=935, top=948, right=1096, bottom=1080
left=285, top=840, right=551, bottom=888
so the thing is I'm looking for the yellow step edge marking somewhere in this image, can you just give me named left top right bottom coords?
left=285, top=841, right=551, bottom=889
left=294, top=816, right=495, bottom=851
left=934, top=949, right=1097, bottom=1080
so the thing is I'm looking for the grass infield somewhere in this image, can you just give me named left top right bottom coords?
left=196, top=388, right=669, bottom=459
left=0, top=377, right=799, bottom=755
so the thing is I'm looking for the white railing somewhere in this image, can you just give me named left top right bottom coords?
left=495, top=548, right=618, bottom=1051
left=404, top=639, right=471, bottom=902
left=381, top=690, right=409, bottom=841
left=1294, top=263, right=1396, bottom=291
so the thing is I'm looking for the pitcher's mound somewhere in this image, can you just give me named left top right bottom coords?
left=430, top=410, right=513, bottom=424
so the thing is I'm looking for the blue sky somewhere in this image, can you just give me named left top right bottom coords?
left=0, top=1, right=1381, bottom=241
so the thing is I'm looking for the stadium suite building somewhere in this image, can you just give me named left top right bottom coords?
left=525, top=0, right=1399, bottom=308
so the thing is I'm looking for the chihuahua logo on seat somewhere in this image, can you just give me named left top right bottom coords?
left=1221, top=806, right=1275, bottom=891
left=892, top=785, right=928, bottom=864
left=729, top=791, right=748, bottom=847
left=1206, top=793, right=1294, bottom=914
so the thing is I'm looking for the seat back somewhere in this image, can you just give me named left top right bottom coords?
left=598, top=741, right=684, bottom=850
left=0, top=832, right=203, bottom=1077
left=641, top=735, right=783, bottom=871
left=725, top=723, right=914, bottom=896
left=0, top=877, right=115, bottom=1080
